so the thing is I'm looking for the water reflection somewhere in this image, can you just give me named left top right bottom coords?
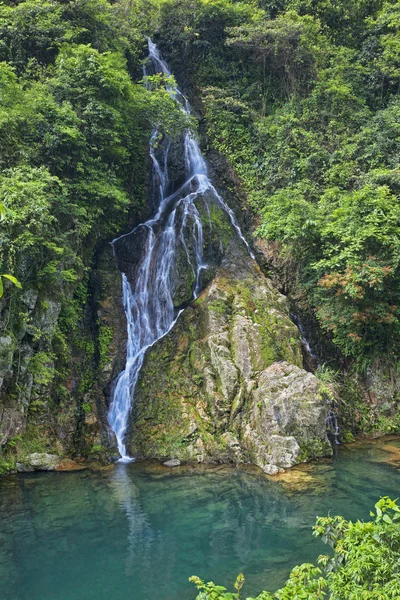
left=110, top=465, right=155, bottom=576
left=0, top=438, right=400, bottom=600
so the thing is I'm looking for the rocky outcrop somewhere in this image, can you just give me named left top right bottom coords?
left=242, top=362, right=331, bottom=474
left=127, top=242, right=332, bottom=473
left=0, top=335, right=15, bottom=391
left=0, top=240, right=127, bottom=469
left=0, top=289, right=63, bottom=451
left=0, top=407, right=25, bottom=447
left=0, top=93, right=333, bottom=475
left=15, top=452, right=85, bottom=472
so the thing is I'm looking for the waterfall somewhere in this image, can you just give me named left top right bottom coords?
left=290, top=313, right=318, bottom=363
left=107, top=39, right=253, bottom=461
left=327, top=410, right=340, bottom=445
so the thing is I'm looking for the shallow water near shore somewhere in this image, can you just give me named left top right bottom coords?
left=1, top=437, right=400, bottom=600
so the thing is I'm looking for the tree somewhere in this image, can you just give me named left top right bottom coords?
left=226, top=11, right=320, bottom=99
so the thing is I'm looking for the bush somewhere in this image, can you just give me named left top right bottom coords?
left=190, top=497, right=400, bottom=599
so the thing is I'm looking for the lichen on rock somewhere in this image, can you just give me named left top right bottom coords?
left=242, top=362, right=332, bottom=473
left=127, top=241, right=332, bottom=473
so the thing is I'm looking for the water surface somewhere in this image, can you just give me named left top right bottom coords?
left=1, top=437, right=400, bottom=600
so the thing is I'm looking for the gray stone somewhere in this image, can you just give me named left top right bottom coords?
left=129, top=242, right=332, bottom=472
left=30, top=299, right=61, bottom=336
left=21, top=289, right=38, bottom=311
left=0, top=408, right=25, bottom=446
left=163, top=458, right=181, bottom=468
left=15, top=463, right=32, bottom=473
left=16, top=453, right=62, bottom=472
left=0, top=335, right=15, bottom=390
left=242, top=362, right=331, bottom=473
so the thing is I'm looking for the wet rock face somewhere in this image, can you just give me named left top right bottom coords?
left=0, top=241, right=127, bottom=462
left=113, top=187, right=235, bottom=313
left=128, top=242, right=332, bottom=473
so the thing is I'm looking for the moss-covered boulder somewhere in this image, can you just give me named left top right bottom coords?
left=127, top=242, right=332, bottom=473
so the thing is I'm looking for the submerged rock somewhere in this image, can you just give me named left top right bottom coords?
left=127, top=242, right=332, bottom=473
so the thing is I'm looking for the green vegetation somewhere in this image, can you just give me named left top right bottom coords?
left=0, top=424, right=55, bottom=474
left=152, top=0, right=400, bottom=368
left=0, top=273, right=21, bottom=297
left=190, top=497, right=400, bottom=599
left=0, top=0, right=186, bottom=296
left=1, top=8, right=400, bottom=600
left=0, top=0, right=189, bottom=466
left=1, top=0, right=400, bottom=458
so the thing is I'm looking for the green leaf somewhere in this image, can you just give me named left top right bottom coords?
left=1, top=274, right=22, bottom=288
left=382, top=514, right=392, bottom=524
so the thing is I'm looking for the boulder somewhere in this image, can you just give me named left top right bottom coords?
left=16, top=453, right=61, bottom=472
left=242, top=362, right=331, bottom=474
left=127, top=242, right=332, bottom=471
left=163, top=458, right=181, bottom=467
left=16, top=453, right=85, bottom=473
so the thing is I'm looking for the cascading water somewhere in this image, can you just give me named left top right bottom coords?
left=290, top=313, right=318, bottom=363
left=107, top=39, right=253, bottom=461
left=327, top=410, right=340, bottom=445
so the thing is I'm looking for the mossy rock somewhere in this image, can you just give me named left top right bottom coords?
left=127, top=242, right=331, bottom=471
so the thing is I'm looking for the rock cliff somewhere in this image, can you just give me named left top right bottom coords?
left=127, top=242, right=332, bottom=474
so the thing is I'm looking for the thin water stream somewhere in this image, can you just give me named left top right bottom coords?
left=1, top=438, right=400, bottom=600
left=107, top=40, right=253, bottom=460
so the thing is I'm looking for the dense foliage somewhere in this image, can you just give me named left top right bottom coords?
left=190, top=497, right=400, bottom=599
left=152, top=0, right=400, bottom=367
left=0, top=0, right=185, bottom=299
left=2, top=0, right=400, bottom=454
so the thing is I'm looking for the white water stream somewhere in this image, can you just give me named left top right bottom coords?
left=107, top=40, right=253, bottom=461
